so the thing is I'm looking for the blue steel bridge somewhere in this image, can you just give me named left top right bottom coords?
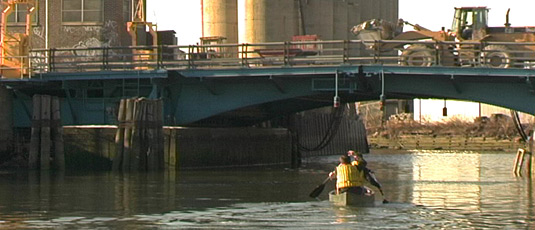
left=2, top=39, right=535, bottom=127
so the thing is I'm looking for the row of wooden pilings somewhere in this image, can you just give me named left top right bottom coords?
left=28, top=95, right=65, bottom=170
left=28, top=95, right=164, bottom=171
left=112, top=98, right=164, bottom=171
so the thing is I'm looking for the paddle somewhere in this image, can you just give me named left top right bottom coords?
left=365, top=169, right=389, bottom=203
left=377, top=188, right=389, bottom=204
left=309, top=177, right=331, bottom=198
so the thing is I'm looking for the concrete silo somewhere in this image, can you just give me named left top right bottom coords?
left=201, top=0, right=239, bottom=44
left=242, top=0, right=299, bottom=43
left=238, top=0, right=398, bottom=43
left=300, top=0, right=398, bottom=41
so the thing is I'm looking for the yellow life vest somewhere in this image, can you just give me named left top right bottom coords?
left=336, top=163, right=365, bottom=189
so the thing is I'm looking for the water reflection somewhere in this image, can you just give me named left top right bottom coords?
left=0, top=151, right=534, bottom=229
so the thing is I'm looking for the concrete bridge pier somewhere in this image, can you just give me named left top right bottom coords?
left=0, top=85, right=13, bottom=155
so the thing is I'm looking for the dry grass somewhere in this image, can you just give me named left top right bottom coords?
left=359, top=102, right=533, bottom=142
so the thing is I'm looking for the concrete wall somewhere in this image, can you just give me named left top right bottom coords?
left=63, top=126, right=292, bottom=169
left=0, top=86, right=12, bottom=153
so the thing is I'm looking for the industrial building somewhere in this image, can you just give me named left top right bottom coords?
left=3, top=0, right=133, bottom=50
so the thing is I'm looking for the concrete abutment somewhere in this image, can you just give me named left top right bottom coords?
left=0, top=86, right=13, bottom=160
left=63, top=126, right=294, bottom=169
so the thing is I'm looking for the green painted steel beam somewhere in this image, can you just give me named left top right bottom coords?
left=5, top=64, right=535, bottom=127
left=1, top=70, right=168, bottom=82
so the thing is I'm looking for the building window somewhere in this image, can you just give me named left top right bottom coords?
left=62, top=0, right=103, bottom=23
left=7, top=4, right=37, bottom=24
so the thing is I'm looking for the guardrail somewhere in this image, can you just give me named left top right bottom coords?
left=2, top=39, right=534, bottom=78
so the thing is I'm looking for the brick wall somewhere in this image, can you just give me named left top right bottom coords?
left=0, top=0, right=135, bottom=49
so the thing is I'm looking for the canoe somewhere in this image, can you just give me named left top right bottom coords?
left=328, top=188, right=375, bottom=207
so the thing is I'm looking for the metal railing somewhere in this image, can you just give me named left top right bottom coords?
left=1, top=39, right=534, bottom=78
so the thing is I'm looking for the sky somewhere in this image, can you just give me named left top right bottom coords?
left=147, top=0, right=535, bottom=45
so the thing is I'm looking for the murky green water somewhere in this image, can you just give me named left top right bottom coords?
left=0, top=150, right=533, bottom=229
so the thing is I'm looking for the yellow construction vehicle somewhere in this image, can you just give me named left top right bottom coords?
left=352, top=7, right=535, bottom=68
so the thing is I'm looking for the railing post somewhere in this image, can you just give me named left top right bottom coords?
left=241, top=43, right=249, bottom=68
left=478, top=41, right=485, bottom=67
left=284, top=41, right=290, bottom=66
left=48, top=48, right=55, bottom=72
left=435, top=41, right=440, bottom=66
left=102, top=46, right=109, bottom=71
left=343, top=40, right=349, bottom=64
left=187, top=45, right=194, bottom=69
left=373, top=40, right=379, bottom=64
left=20, top=56, right=24, bottom=79
left=27, top=53, right=32, bottom=79
left=157, top=45, right=163, bottom=69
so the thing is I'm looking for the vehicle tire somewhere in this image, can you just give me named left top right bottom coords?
left=481, top=45, right=512, bottom=68
left=400, top=45, right=436, bottom=67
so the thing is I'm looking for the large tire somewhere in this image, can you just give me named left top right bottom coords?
left=481, top=45, right=512, bottom=68
left=400, top=45, right=436, bottom=67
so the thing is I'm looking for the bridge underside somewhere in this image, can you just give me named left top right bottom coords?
left=2, top=65, right=535, bottom=127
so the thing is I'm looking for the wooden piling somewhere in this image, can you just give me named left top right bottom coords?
left=529, top=132, right=534, bottom=178
left=52, top=96, right=65, bottom=170
left=130, top=98, right=145, bottom=171
left=140, top=99, right=149, bottom=170
left=112, top=99, right=126, bottom=170
left=40, top=95, right=51, bottom=170
left=529, top=149, right=534, bottom=178
left=28, top=95, right=41, bottom=169
left=28, top=95, right=64, bottom=170
left=148, top=99, right=163, bottom=170
left=122, top=98, right=135, bottom=171
left=157, top=99, right=164, bottom=169
left=147, top=100, right=158, bottom=170
left=113, top=97, right=164, bottom=171
left=528, top=152, right=535, bottom=178
left=513, top=148, right=526, bottom=176
left=130, top=99, right=139, bottom=171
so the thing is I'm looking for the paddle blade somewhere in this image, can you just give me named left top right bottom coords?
left=309, top=184, right=326, bottom=198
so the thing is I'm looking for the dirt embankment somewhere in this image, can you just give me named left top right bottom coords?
left=365, top=113, right=531, bottom=151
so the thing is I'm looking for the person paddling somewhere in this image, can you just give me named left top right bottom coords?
left=347, top=150, right=389, bottom=203
left=328, top=155, right=367, bottom=195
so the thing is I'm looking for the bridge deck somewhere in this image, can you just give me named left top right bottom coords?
left=1, top=40, right=534, bottom=127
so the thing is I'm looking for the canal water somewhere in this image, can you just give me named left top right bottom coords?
left=0, top=150, right=533, bottom=229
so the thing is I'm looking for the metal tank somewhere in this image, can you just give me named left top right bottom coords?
left=201, top=0, right=239, bottom=44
